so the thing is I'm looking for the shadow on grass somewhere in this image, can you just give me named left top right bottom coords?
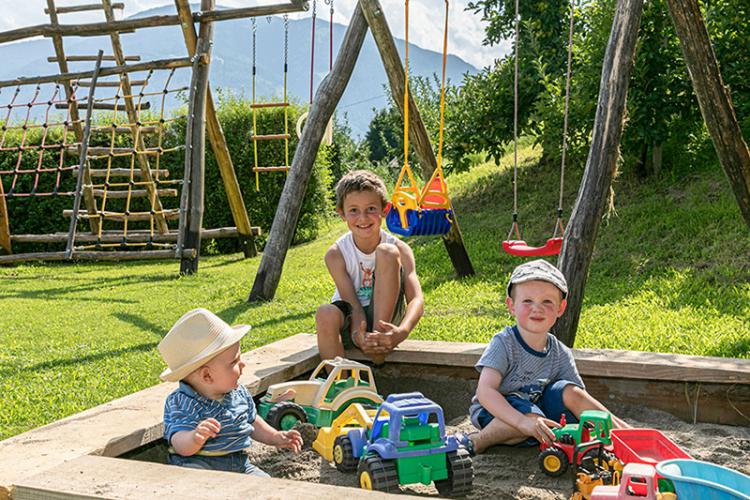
left=707, top=336, right=750, bottom=359
left=112, top=312, right=165, bottom=337
left=0, top=272, right=178, bottom=303
left=0, top=341, right=157, bottom=377
left=217, top=301, right=315, bottom=330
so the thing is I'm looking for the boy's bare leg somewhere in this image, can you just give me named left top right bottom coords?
left=471, top=417, right=529, bottom=453
left=315, top=304, right=345, bottom=360
left=371, top=243, right=401, bottom=330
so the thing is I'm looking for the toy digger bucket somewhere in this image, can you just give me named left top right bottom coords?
left=386, top=207, right=453, bottom=237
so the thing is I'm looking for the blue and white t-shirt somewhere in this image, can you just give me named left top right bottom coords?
left=469, top=325, right=584, bottom=425
left=331, top=229, right=398, bottom=307
left=164, top=382, right=256, bottom=454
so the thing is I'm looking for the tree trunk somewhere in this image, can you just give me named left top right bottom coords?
left=249, top=3, right=369, bottom=301
left=554, top=0, right=645, bottom=347
left=665, top=0, right=750, bottom=230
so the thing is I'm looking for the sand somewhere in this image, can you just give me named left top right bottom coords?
left=246, top=404, right=750, bottom=499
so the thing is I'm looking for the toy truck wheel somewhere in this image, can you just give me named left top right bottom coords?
left=357, top=454, right=399, bottom=492
left=434, top=449, right=474, bottom=497
left=332, top=436, right=358, bottom=472
left=539, top=447, right=570, bottom=477
left=266, top=401, right=307, bottom=431
left=581, top=447, right=619, bottom=476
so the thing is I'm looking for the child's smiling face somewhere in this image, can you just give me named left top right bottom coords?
left=338, top=189, right=385, bottom=241
left=506, top=280, right=567, bottom=337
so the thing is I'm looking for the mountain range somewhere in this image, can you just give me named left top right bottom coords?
left=0, top=3, right=478, bottom=137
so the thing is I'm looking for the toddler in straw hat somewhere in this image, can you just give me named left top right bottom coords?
left=158, top=308, right=302, bottom=475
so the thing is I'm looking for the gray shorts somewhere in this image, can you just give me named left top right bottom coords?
left=333, top=269, right=406, bottom=349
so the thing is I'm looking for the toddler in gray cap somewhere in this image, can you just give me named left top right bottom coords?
left=457, top=259, right=629, bottom=456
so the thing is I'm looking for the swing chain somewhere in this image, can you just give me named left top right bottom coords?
left=251, top=18, right=256, bottom=70
left=312, top=0, right=317, bottom=16
left=284, top=14, right=289, bottom=65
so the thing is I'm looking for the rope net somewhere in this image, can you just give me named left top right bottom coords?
left=0, top=68, right=189, bottom=252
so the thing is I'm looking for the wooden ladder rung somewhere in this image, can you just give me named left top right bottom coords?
left=63, top=209, right=181, bottom=222
left=253, top=166, right=290, bottom=173
left=49, top=55, right=140, bottom=63
left=80, top=29, right=135, bottom=37
left=90, top=125, right=160, bottom=134
left=75, top=80, right=147, bottom=88
left=67, top=146, right=164, bottom=155
left=250, top=102, right=290, bottom=109
left=250, top=134, right=290, bottom=141
left=92, top=188, right=179, bottom=199
left=45, top=2, right=124, bottom=14
left=72, top=167, right=170, bottom=178
left=55, top=102, right=151, bottom=111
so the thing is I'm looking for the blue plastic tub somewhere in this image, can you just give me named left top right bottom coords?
left=656, top=459, right=750, bottom=500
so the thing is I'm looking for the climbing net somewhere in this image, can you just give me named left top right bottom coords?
left=0, top=67, right=189, bottom=251
left=0, top=83, right=84, bottom=197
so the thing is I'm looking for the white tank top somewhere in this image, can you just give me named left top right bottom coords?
left=331, top=230, right=398, bottom=306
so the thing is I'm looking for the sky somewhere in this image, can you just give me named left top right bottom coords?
left=1, top=0, right=509, bottom=70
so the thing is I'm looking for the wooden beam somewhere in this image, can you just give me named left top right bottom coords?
left=665, top=0, right=750, bottom=230
left=249, top=2, right=370, bottom=301
left=0, top=249, right=196, bottom=264
left=0, top=181, right=10, bottom=254
left=12, top=455, right=409, bottom=500
left=72, top=167, right=169, bottom=177
left=10, top=227, right=259, bottom=244
left=554, top=0, right=645, bottom=347
left=0, top=3, right=306, bottom=44
left=175, top=0, right=258, bottom=258
left=179, top=0, right=213, bottom=275
left=0, top=333, right=319, bottom=497
left=45, top=2, right=125, bottom=14
left=63, top=209, right=181, bottom=221
left=359, top=0, right=474, bottom=278
left=47, top=55, right=140, bottom=63
left=0, top=57, right=193, bottom=88
left=91, top=188, right=178, bottom=199
left=55, top=101, right=152, bottom=110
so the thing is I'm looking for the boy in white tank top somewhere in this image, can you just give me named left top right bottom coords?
left=316, top=170, right=425, bottom=365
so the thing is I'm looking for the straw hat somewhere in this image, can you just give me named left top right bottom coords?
left=158, top=308, right=250, bottom=382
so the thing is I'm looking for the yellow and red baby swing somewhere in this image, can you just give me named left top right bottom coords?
left=502, top=0, right=575, bottom=257
left=385, top=0, right=453, bottom=237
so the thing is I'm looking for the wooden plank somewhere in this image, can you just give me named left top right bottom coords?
left=0, top=57, right=193, bottom=88
left=12, top=455, right=409, bottom=500
left=250, top=102, right=290, bottom=109
left=92, top=188, right=178, bottom=198
left=253, top=166, right=290, bottom=172
left=345, top=339, right=750, bottom=384
left=67, top=146, right=172, bottom=155
left=0, top=333, right=319, bottom=498
left=175, top=0, right=258, bottom=259
left=10, top=227, right=259, bottom=244
left=249, top=2, right=369, bottom=301
left=0, top=3, right=306, bottom=44
left=359, top=0, right=474, bottom=278
left=74, top=79, right=147, bottom=87
left=555, top=0, right=645, bottom=346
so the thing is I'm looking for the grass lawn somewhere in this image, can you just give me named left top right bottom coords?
left=1, top=145, right=748, bottom=440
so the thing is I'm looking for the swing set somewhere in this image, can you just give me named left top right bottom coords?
left=385, top=0, right=453, bottom=237
left=501, top=0, right=575, bottom=257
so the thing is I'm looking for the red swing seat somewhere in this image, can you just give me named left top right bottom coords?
left=502, top=237, right=563, bottom=257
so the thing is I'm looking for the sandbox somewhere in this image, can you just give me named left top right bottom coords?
left=1, top=334, right=748, bottom=499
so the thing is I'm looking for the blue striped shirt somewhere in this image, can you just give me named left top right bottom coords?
left=469, top=325, right=584, bottom=419
left=164, top=382, right=257, bottom=454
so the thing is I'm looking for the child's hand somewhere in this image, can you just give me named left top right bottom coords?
left=193, top=418, right=221, bottom=445
left=272, top=429, right=303, bottom=453
left=519, top=415, right=559, bottom=445
left=354, top=321, right=389, bottom=355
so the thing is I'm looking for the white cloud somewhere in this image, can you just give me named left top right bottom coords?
left=3, top=0, right=507, bottom=68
